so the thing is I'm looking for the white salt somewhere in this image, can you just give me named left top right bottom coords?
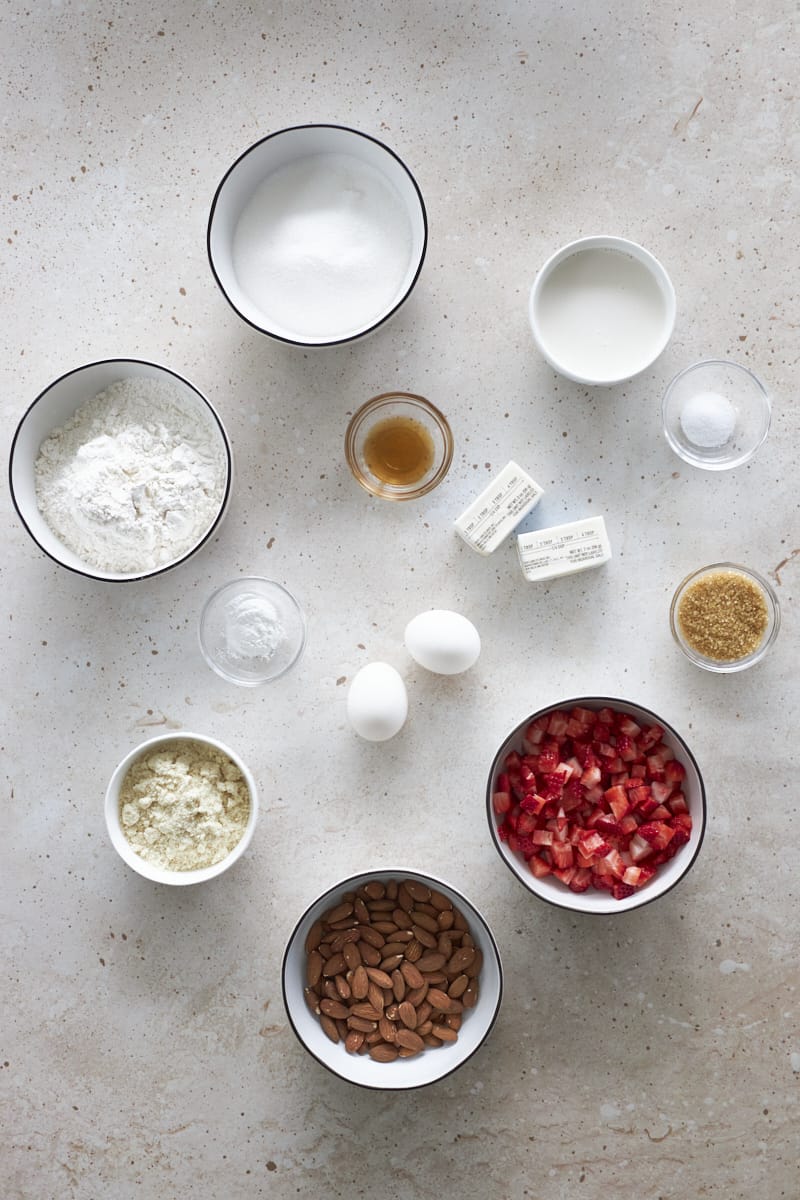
left=679, top=390, right=737, bottom=448
left=231, top=152, right=413, bottom=340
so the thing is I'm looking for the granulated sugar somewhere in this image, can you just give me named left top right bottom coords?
left=119, top=739, right=250, bottom=872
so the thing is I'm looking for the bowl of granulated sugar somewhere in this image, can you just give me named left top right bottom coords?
left=207, top=124, right=428, bottom=346
left=105, top=733, right=258, bottom=885
left=9, top=358, right=233, bottom=582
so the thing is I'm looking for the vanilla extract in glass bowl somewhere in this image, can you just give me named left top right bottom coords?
left=345, top=392, right=453, bottom=501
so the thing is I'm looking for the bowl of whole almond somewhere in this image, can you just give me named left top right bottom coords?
left=282, top=869, right=503, bottom=1089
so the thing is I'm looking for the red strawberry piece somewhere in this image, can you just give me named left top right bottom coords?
left=568, top=868, right=592, bottom=893
left=532, top=829, right=553, bottom=846
left=604, top=785, right=630, bottom=823
left=515, top=835, right=536, bottom=858
left=650, top=781, right=674, bottom=806
left=640, top=724, right=665, bottom=751
left=577, top=830, right=611, bottom=858
left=631, top=763, right=647, bottom=778
left=619, top=813, right=639, bottom=836
left=517, top=811, right=537, bottom=836
left=597, top=707, right=616, bottom=725
left=603, top=848, right=627, bottom=879
left=523, top=723, right=546, bottom=750
left=612, top=882, right=636, bottom=901
left=594, top=814, right=623, bottom=837
left=530, top=855, right=551, bottom=878
left=570, top=705, right=596, bottom=726
left=628, top=833, right=653, bottom=862
left=591, top=871, right=615, bottom=892
left=637, top=821, right=675, bottom=851
left=668, top=792, right=688, bottom=815
left=552, top=866, right=576, bottom=886
left=592, top=723, right=613, bottom=744
left=581, top=764, right=603, bottom=788
left=616, top=715, right=642, bottom=739
left=497, top=772, right=511, bottom=793
left=551, top=842, right=574, bottom=870
left=497, top=822, right=509, bottom=842
left=504, top=750, right=521, bottom=770
left=492, top=790, right=512, bottom=815
left=536, top=743, right=559, bottom=772
left=547, top=710, right=570, bottom=737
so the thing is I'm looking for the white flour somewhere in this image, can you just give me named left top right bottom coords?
left=35, top=377, right=227, bottom=573
left=232, top=151, right=413, bottom=339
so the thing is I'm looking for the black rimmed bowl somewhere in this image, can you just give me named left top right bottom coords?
left=9, top=358, right=232, bottom=582
left=207, top=124, right=428, bottom=346
left=487, top=698, right=706, bottom=914
left=282, top=869, right=503, bottom=1090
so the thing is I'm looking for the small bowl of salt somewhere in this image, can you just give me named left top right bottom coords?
left=662, top=359, right=771, bottom=471
left=199, top=578, right=306, bottom=685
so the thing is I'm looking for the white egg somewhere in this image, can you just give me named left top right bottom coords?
left=404, top=609, right=481, bottom=675
left=346, top=662, right=408, bottom=742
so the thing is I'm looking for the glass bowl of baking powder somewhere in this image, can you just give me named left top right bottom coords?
left=105, top=733, right=258, bottom=885
left=199, top=578, right=306, bottom=685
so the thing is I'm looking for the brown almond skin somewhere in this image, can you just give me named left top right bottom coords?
left=366, top=898, right=395, bottom=912
left=304, top=920, right=323, bottom=953
left=391, top=970, right=406, bottom=1002
left=358, top=925, right=385, bottom=949
left=429, top=889, right=452, bottom=912
left=386, top=880, right=398, bottom=900
left=325, top=901, right=354, bottom=924
left=362, top=881, right=385, bottom=900
left=453, top=909, right=469, bottom=932
left=384, top=1003, right=400, bottom=1021
left=365, top=1029, right=385, bottom=1045
left=399, top=960, right=424, bottom=989
left=421, top=971, right=447, bottom=987
left=397, top=1046, right=421, bottom=1058
left=437, top=910, right=455, bottom=931
left=423, top=1033, right=442, bottom=1047
left=466, top=949, right=483, bottom=979
left=447, top=946, right=476, bottom=975
left=367, top=982, right=385, bottom=1013
left=462, top=980, right=479, bottom=1009
left=345, top=1031, right=365, bottom=1053
left=411, top=926, right=438, bottom=950
left=323, top=980, right=340, bottom=1002
left=398, top=1001, right=418, bottom=1029
left=335, top=975, right=351, bottom=1001
left=320, top=1014, right=340, bottom=1043
left=410, top=910, right=439, bottom=934
left=380, top=953, right=404, bottom=972
left=378, top=1017, right=397, bottom=1043
left=306, top=950, right=324, bottom=988
left=404, top=939, right=423, bottom=963
left=358, top=942, right=382, bottom=967
left=372, top=921, right=399, bottom=936
left=343, top=941, right=362, bottom=971
left=347, top=1016, right=378, bottom=1033
left=415, top=952, right=446, bottom=973
left=395, top=1028, right=425, bottom=1053
left=448, top=973, right=469, bottom=998
left=397, top=884, right=414, bottom=912
left=322, top=953, right=346, bottom=977
left=369, top=1043, right=398, bottom=1062
left=431, top=1023, right=458, bottom=1042
left=426, top=987, right=453, bottom=1012
left=365, top=967, right=393, bottom=989
left=416, top=1020, right=433, bottom=1037
left=416, top=1001, right=432, bottom=1026
left=304, top=988, right=321, bottom=1014
left=405, top=983, right=428, bottom=1007
left=445, top=1013, right=462, bottom=1031
left=350, top=1002, right=383, bottom=1021
left=351, top=965, right=369, bottom=1000
left=319, top=998, right=349, bottom=1020
left=392, top=908, right=412, bottom=929
left=380, top=942, right=407, bottom=959
left=353, top=897, right=370, bottom=923
left=404, top=879, right=431, bottom=903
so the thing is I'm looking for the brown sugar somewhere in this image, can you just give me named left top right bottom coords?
left=677, top=570, right=769, bottom=661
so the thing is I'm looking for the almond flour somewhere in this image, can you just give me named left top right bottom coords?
left=119, top=739, right=250, bottom=871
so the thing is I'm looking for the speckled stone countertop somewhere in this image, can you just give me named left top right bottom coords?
left=3, top=2, right=798, bottom=1197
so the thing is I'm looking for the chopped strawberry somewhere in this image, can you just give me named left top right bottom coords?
left=612, top=882, right=636, bottom=901
left=492, top=790, right=512, bottom=815
left=529, top=855, right=551, bottom=878
left=668, top=792, right=689, bottom=815
left=551, top=842, right=574, bottom=870
left=604, top=785, right=630, bottom=822
left=517, top=811, right=537, bottom=836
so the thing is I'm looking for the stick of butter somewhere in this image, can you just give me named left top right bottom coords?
left=454, top=461, right=544, bottom=555
left=517, top=516, right=611, bottom=581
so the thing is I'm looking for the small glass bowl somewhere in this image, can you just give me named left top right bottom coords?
left=345, top=392, right=454, bottom=500
left=662, top=359, right=771, bottom=470
left=670, top=563, right=780, bottom=673
left=199, top=578, right=306, bottom=685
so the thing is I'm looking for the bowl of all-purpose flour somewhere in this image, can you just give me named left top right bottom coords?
left=9, top=359, right=233, bottom=581
left=207, top=124, right=428, bottom=345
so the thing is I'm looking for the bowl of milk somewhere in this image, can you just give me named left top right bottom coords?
left=529, top=236, right=676, bottom=386
left=208, top=124, right=428, bottom=346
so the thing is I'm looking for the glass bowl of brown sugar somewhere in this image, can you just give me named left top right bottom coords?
left=670, top=563, right=780, bottom=673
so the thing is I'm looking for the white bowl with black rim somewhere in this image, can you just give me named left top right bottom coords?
left=9, top=358, right=233, bottom=582
left=282, top=869, right=503, bottom=1090
left=207, top=124, right=428, bottom=346
left=486, top=697, right=706, bottom=915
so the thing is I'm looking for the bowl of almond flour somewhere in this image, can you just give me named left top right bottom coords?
left=105, top=733, right=258, bottom=885
left=9, top=359, right=232, bottom=581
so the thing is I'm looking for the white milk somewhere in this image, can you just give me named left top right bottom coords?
left=232, top=152, right=413, bottom=340
left=535, top=248, right=668, bottom=381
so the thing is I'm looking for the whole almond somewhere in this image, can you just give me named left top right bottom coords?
left=404, top=939, right=423, bottom=963
left=306, top=950, right=323, bottom=988
left=426, top=987, right=453, bottom=1012
left=429, top=889, right=452, bottom=912
left=391, top=970, right=406, bottom=1002
left=319, top=998, right=349, bottom=1020
left=322, top=953, right=346, bottom=977
left=347, top=1016, right=378, bottom=1033
left=437, top=910, right=455, bottom=931
left=437, top=933, right=453, bottom=959
left=378, top=1017, right=397, bottom=1043
left=452, top=908, right=469, bottom=932
left=362, top=881, right=385, bottom=900
left=410, top=910, right=439, bottom=934
left=421, top=971, right=447, bottom=986
left=448, top=973, right=469, bottom=998
left=367, top=898, right=395, bottom=912
left=445, top=1013, right=462, bottom=1031
left=431, top=1023, right=458, bottom=1042
left=369, top=1043, right=398, bottom=1062
left=447, top=946, right=476, bottom=976
left=365, top=1030, right=384, bottom=1045
left=397, top=884, right=414, bottom=912
left=416, top=1000, right=432, bottom=1025
left=343, top=941, right=362, bottom=971
left=325, top=901, right=354, bottom=924
left=466, top=949, right=483, bottom=979
left=335, top=975, right=351, bottom=1001
left=381, top=942, right=407, bottom=959
left=386, top=880, right=398, bottom=900
left=411, top=926, right=438, bottom=950
left=392, top=908, right=412, bottom=930
left=367, top=982, right=385, bottom=1013
left=405, top=983, right=428, bottom=1007
left=462, top=980, right=479, bottom=1009
left=397, top=1046, right=421, bottom=1058
left=358, top=925, right=385, bottom=949
left=399, top=960, right=424, bottom=989
left=395, top=1028, right=425, bottom=1053
left=345, top=1031, right=365, bottom=1053
left=380, top=953, right=404, bottom=972
left=398, top=1000, right=418, bottom=1029
left=372, top=921, right=399, bottom=936
left=350, top=1002, right=382, bottom=1021
left=320, top=1014, right=340, bottom=1043
left=358, top=942, right=382, bottom=967
left=304, top=920, right=323, bottom=954
left=403, top=879, right=431, bottom=903
left=323, top=980, right=340, bottom=1002
left=304, top=987, right=321, bottom=1013
left=354, top=897, right=370, bottom=923
left=351, top=965, right=369, bottom=1000
left=417, top=1020, right=433, bottom=1037
left=365, top=967, right=393, bottom=989
left=415, top=952, right=446, bottom=973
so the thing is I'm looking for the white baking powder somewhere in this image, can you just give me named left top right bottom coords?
left=231, top=151, right=413, bottom=339
left=223, top=591, right=285, bottom=664
left=679, top=390, right=737, bottom=448
left=119, top=740, right=250, bottom=872
left=35, top=377, right=227, bottom=573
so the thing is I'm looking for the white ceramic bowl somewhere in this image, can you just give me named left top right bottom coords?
left=529, top=236, right=676, bottom=385
left=9, top=358, right=233, bottom=582
left=105, top=732, right=258, bottom=885
left=282, top=869, right=503, bottom=1089
left=207, top=124, right=428, bottom=346
left=486, top=697, right=706, bottom=914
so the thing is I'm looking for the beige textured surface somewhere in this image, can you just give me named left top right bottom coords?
left=2, top=2, right=798, bottom=1197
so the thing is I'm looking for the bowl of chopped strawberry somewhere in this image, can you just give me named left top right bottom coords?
left=487, top=698, right=706, bottom=913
